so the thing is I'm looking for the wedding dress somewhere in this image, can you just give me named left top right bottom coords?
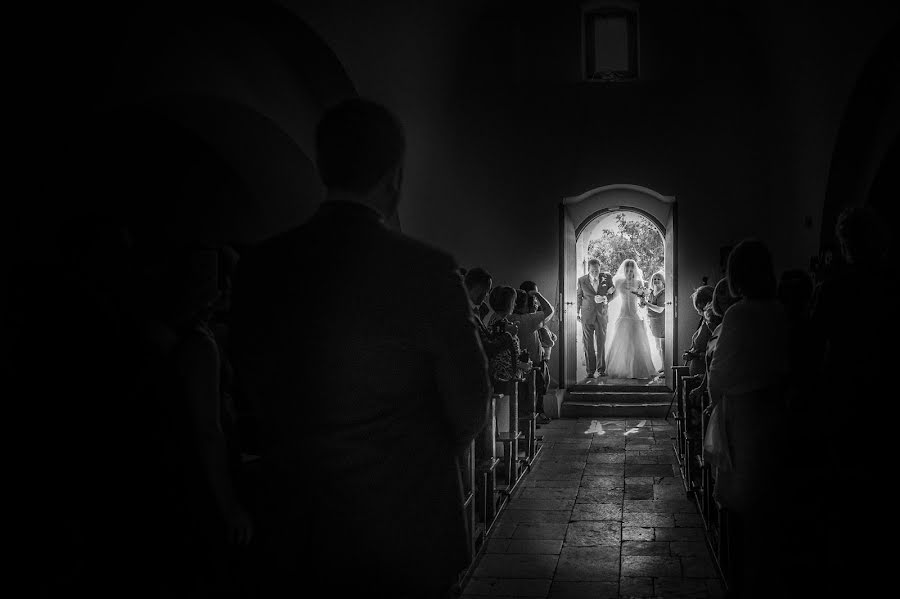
left=606, top=270, right=657, bottom=379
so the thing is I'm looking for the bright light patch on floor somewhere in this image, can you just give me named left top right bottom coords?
left=584, top=420, right=605, bottom=435
left=624, top=420, right=647, bottom=435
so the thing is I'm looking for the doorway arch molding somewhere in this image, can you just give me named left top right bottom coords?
left=563, top=184, right=675, bottom=239
left=563, top=183, right=675, bottom=206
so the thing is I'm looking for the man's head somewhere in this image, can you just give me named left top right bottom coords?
left=727, top=239, right=776, bottom=300
left=315, top=98, right=405, bottom=218
left=587, top=258, right=601, bottom=278
left=464, top=267, right=493, bottom=306
left=514, top=289, right=529, bottom=314
left=520, top=281, right=538, bottom=313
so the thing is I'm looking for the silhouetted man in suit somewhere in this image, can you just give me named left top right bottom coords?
left=231, top=99, right=490, bottom=598
left=577, top=258, right=615, bottom=377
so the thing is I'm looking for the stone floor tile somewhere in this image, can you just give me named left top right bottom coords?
left=490, top=520, right=518, bottom=538
left=624, top=444, right=653, bottom=451
left=576, top=488, right=624, bottom=503
left=587, top=452, right=626, bottom=464
left=622, top=527, right=655, bottom=541
left=624, top=499, right=695, bottom=513
left=620, top=576, right=654, bottom=596
left=511, top=522, right=569, bottom=540
left=580, top=476, right=622, bottom=489
left=486, top=538, right=511, bottom=553
left=621, top=541, right=671, bottom=556
left=626, top=463, right=676, bottom=477
left=465, top=577, right=553, bottom=597
left=569, top=502, right=622, bottom=521
left=564, top=521, right=621, bottom=547
left=498, top=509, right=572, bottom=524
left=654, top=527, right=705, bottom=542
left=472, top=554, right=559, bottom=579
left=623, top=512, right=675, bottom=528
left=583, top=463, right=625, bottom=476
left=507, top=498, right=576, bottom=511
left=506, top=539, right=564, bottom=554
left=620, top=555, right=682, bottom=578
left=523, top=479, right=581, bottom=489
left=520, top=486, right=580, bottom=500
left=624, top=485, right=655, bottom=500
left=531, top=470, right=584, bottom=481
left=547, top=581, right=618, bottom=598
left=554, top=547, right=620, bottom=582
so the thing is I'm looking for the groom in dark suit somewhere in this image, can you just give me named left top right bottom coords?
left=577, top=258, right=616, bottom=378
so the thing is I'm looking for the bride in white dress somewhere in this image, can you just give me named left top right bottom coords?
left=605, top=259, right=657, bottom=379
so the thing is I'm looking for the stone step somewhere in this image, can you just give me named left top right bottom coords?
left=561, top=400, right=671, bottom=418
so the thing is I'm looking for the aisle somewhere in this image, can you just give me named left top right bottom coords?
left=463, top=418, right=724, bottom=598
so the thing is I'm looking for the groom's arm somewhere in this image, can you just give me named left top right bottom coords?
left=576, top=279, right=584, bottom=317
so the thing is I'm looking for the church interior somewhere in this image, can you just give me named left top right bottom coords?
left=9, top=1, right=898, bottom=597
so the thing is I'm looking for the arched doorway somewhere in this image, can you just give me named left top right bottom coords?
left=575, top=208, right=667, bottom=381
left=559, top=185, right=677, bottom=394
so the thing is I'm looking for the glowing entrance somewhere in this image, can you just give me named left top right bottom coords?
left=558, top=184, right=677, bottom=391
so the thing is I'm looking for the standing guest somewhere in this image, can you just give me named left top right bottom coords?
left=809, top=206, right=889, bottom=597
left=577, top=258, right=616, bottom=378
left=465, top=267, right=493, bottom=325
left=230, top=98, right=490, bottom=599
left=643, top=270, right=666, bottom=372
left=707, top=239, right=789, bottom=597
left=510, top=289, right=553, bottom=424
left=520, top=280, right=557, bottom=361
left=484, top=286, right=530, bottom=386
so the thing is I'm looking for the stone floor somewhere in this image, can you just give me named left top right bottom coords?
left=463, top=418, right=724, bottom=599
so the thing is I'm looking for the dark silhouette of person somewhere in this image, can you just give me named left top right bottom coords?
left=230, top=98, right=490, bottom=598
left=809, top=205, right=889, bottom=597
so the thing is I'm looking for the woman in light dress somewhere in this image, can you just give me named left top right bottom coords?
left=605, top=259, right=657, bottom=379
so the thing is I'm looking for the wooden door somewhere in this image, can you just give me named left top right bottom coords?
left=663, top=203, right=677, bottom=388
left=558, top=204, right=577, bottom=388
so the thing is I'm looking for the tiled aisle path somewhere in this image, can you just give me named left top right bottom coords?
left=463, top=418, right=725, bottom=599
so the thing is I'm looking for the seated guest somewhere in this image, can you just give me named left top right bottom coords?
left=230, top=98, right=490, bottom=598
left=688, top=278, right=739, bottom=418
left=707, top=239, right=789, bottom=596
left=682, top=285, right=714, bottom=376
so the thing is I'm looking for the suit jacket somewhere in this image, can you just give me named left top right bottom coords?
left=577, top=272, right=615, bottom=323
left=230, top=200, right=490, bottom=593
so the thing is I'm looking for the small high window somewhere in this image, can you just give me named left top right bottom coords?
left=582, top=2, right=639, bottom=82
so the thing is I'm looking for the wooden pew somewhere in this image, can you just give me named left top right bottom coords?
left=516, top=368, right=544, bottom=469
left=495, top=380, right=524, bottom=503
left=475, top=393, right=501, bottom=536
